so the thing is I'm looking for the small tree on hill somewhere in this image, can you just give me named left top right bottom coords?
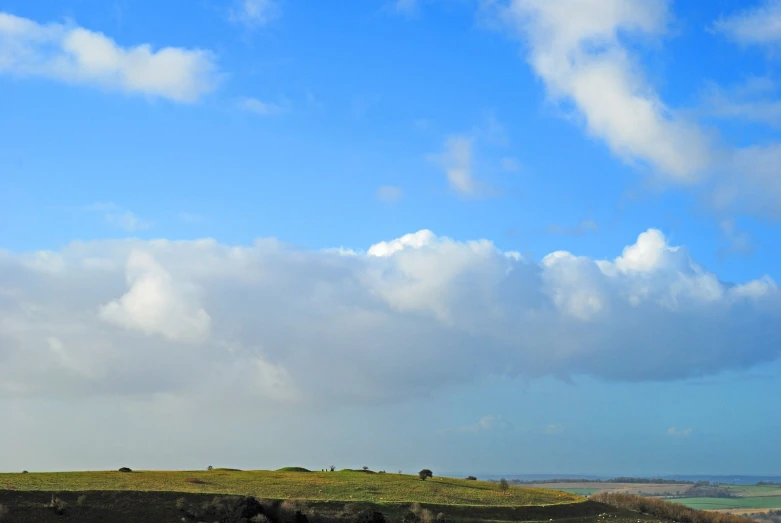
left=363, top=466, right=369, bottom=471
left=499, top=478, right=509, bottom=492
left=419, top=469, right=433, bottom=481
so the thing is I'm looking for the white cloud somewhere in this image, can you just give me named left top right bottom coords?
left=717, top=219, right=755, bottom=258
left=377, top=185, right=404, bottom=203
left=0, top=228, right=780, bottom=406
left=714, top=0, right=781, bottom=47
left=483, top=0, right=781, bottom=218
left=667, top=426, right=692, bottom=437
left=83, top=202, right=152, bottom=232
left=105, top=211, right=153, bottom=232
left=99, top=250, right=212, bottom=343
left=458, top=414, right=507, bottom=432
left=543, top=423, right=564, bottom=435
left=0, top=12, right=219, bottom=102
left=702, top=78, right=781, bottom=128
left=239, top=97, right=287, bottom=115
left=394, top=0, right=419, bottom=15
left=712, top=145, right=781, bottom=219
left=489, top=0, right=712, bottom=182
left=229, top=0, right=280, bottom=28
left=431, top=135, right=483, bottom=196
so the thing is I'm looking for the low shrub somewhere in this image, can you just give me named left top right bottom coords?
left=465, top=476, right=477, bottom=480
left=418, top=469, right=433, bottom=481
left=118, top=467, right=132, bottom=473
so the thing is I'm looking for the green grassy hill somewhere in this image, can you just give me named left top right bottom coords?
left=0, top=469, right=578, bottom=507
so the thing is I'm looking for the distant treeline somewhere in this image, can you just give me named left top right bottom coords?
left=507, top=477, right=695, bottom=485
left=590, top=492, right=751, bottom=523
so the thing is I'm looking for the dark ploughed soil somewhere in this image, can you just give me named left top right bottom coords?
left=0, top=489, right=665, bottom=523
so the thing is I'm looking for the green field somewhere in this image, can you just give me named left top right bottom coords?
left=668, top=496, right=781, bottom=510
left=0, top=469, right=579, bottom=507
left=559, top=488, right=600, bottom=496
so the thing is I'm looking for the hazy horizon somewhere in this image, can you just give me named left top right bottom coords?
left=1, top=0, right=780, bottom=476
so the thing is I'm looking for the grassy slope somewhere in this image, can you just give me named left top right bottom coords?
left=0, top=470, right=579, bottom=507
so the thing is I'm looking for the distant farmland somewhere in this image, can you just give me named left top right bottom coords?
left=670, top=496, right=781, bottom=511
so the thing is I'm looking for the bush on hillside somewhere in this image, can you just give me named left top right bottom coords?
left=499, top=478, right=509, bottom=491
left=590, top=492, right=751, bottom=523
left=419, top=469, right=433, bottom=481
left=465, top=476, right=477, bottom=480
left=118, top=467, right=132, bottom=472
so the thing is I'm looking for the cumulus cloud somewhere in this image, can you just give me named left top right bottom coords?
left=0, top=229, right=780, bottom=406
left=99, top=250, right=212, bottom=343
left=714, top=0, right=781, bottom=47
left=0, top=12, right=218, bottom=102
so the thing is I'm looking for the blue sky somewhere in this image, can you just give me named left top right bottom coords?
left=1, top=0, right=781, bottom=475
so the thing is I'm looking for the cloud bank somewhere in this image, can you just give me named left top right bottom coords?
left=0, top=12, right=218, bottom=102
left=1, top=229, right=779, bottom=407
